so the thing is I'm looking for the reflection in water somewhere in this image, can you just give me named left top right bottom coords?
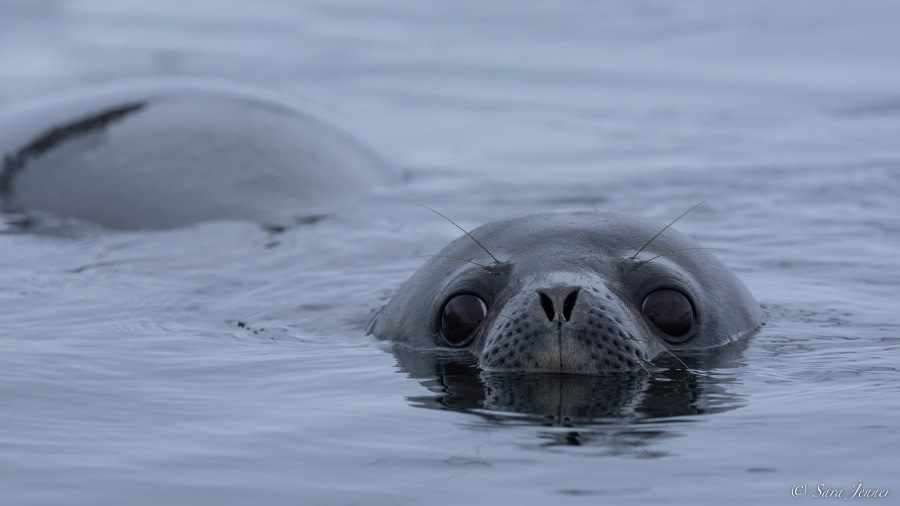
left=391, top=341, right=748, bottom=452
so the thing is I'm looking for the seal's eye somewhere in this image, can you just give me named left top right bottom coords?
left=440, top=294, right=488, bottom=346
left=642, top=289, right=694, bottom=342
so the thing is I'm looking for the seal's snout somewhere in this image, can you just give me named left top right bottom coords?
left=537, top=286, right=580, bottom=322
left=480, top=279, right=660, bottom=374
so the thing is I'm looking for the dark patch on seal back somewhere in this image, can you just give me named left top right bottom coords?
left=0, top=102, right=146, bottom=201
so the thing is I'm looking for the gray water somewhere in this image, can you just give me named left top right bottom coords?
left=1, top=1, right=899, bottom=505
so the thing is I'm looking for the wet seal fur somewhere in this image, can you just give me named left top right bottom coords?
left=370, top=210, right=762, bottom=374
left=0, top=80, right=395, bottom=230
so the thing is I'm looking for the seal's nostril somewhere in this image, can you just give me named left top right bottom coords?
left=538, top=292, right=555, bottom=322
left=562, top=288, right=580, bottom=322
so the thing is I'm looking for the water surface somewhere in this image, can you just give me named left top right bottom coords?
left=0, top=1, right=898, bottom=504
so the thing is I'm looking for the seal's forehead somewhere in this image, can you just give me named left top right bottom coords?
left=462, top=210, right=675, bottom=261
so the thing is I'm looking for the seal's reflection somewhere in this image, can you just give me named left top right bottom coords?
left=391, top=341, right=747, bottom=450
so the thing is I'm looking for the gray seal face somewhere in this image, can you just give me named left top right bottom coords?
left=370, top=210, right=762, bottom=374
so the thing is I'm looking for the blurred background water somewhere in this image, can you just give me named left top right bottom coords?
left=0, top=1, right=898, bottom=504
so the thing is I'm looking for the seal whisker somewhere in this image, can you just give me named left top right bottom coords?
left=633, top=354, right=654, bottom=376
left=660, top=349, right=693, bottom=372
left=630, top=197, right=713, bottom=261
left=412, top=254, right=490, bottom=269
left=608, top=334, right=655, bottom=374
left=418, top=204, right=500, bottom=264
left=619, top=333, right=691, bottom=373
left=637, top=247, right=720, bottom=264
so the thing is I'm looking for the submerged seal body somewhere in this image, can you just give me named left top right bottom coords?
left=371, top=210, right=762, bottom=374
left=0, top=80, right=394, bottom=229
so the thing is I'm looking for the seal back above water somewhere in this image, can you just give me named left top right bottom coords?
left=0, top=80, right=395, bottom=229
left=370, top=210, right=762, bottom=374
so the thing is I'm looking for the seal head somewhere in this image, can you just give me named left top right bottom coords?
left=370, top=210, right=761, bottom=374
